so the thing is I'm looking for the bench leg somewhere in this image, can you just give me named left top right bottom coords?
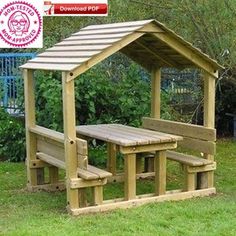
left=136, top=158, right=143, bottom=174
left=107, top=143, right=117, bottom=175
left=124, top=153, right=136, bottom=200
left=197, top=171, right=214, bottom=189
left=49, top=166, right=59, bottom=184
left=93, top=186, right=103, bottom=205
left=155, top=151, right=166, bottom=195
left=79, top=188, right=87, bottom=208
left=184, top=166, right=196, bottom=191
left=144, top=157, right=154, bottom=172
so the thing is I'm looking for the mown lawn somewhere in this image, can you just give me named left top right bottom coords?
left=0, top=139, right=235, bottom=236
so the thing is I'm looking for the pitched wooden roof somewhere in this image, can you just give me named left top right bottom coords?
left=21, top=19, right=223, bottom=76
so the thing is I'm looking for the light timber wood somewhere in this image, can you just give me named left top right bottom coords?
left=38, top=51, right=101, bottom=58
left=142, top=117, right=216, bottom=141
left=62, top=72, right=79, bottom=210
left=72, top=25, right=147, bottom=36
left=69, top=188, right=216, bottom=215
left=184, top=166, right=195, bottom=191
left=151, top=68, right=161, bottom=118
left=107, top=172, right=155, bottom=183
left=136, top=158, right=143, bottom=174
left=37, top=152, right=66, bottom=169
left=76, top=138, right=88, bottom=155
left=179, top=137, right=215, bottom=155
left=202, top=71, right=217, bottom=189
left=79, top=189, right=87, bottom=208
left=29, top=159, right=51, bottom=168
left=187, top=162, right=216, bottom=173
left=155, top=151, right=166, bottom=195
left=48, top=44, right=111, bottom=51
left=69, top=178, right=107, bottom=189
left=93, top=186, right=103, bottom=205
left=81, top=19, right=153, bottom=31
left=49, top=166, right=59, bottom=184
left=30, top=57, right=89, bottom=64
left=119, top=142, right=177, bottom=154
left=87, top=165, right=112, bottom=179
left=167, top=151, right=213, bottom=166
left=21, top=62, right=77, bottom=71
left=77, top=168, right=98, bottom=180
left=124, top=154, right=136, bottom=200
left=37, top=138, right=65, bottom=162
left=27, top=181, right=66, bottom=192
left=107, top=143, right=117, bottom=175
left=69, top=32, right=131, bottom=40
left=24, top=69, right=44, bottom=186
left=57, top=38, right=121, bottom=46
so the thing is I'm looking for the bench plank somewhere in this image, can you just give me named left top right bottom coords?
left=87, top=165, right=112, bottom=179
left=36, top=152, right=66, bottom=169
left=166, top=151, right=213, bottom=166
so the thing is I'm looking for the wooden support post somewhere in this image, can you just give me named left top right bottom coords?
left=107, top=143, right=116, bottom=175
left=199, top=71, right=217, bottom=189
left=184, top=166, right=195, bottom=191
left=93, top=186, right=103, bottom=205
left=154, top=151, right=166, bottom=195
left=136, top=158, right=143, bottom=174
left=24, top=69, right=44, bottom=187
left=149, top=67, right=162, bottom=172
left=124, top=154, right=136, bottom=200
left=151, top=68, right=161, bottom=118
left=49, top=166, right=59, bottom=184
left=62, top=72, right=80, bottom=210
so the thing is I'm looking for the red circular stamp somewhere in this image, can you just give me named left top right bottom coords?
left=0, top=1, right=42, bottom=47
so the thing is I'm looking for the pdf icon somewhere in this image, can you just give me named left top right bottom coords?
left=0, top=1, right=43, bottom=48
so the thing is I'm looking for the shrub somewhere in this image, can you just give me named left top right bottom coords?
left=0, top=108, right=25, bottom=162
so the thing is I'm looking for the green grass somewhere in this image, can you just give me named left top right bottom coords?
left=0, top=139, right=236, bottom=236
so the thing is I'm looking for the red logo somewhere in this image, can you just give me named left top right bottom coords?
left=0, top=1, right=42, bottom=47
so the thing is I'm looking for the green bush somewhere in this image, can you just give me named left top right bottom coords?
left=0, top=109, right=25, bottom=162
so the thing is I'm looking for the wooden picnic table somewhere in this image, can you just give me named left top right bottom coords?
left=76, top=124, right=183, bottom=200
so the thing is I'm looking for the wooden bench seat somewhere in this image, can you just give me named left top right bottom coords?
left=77, top=165, right=112, bottom=180
left=37, top=152, right=112, bottom=181
left=166, top=151, right=213, bottom=166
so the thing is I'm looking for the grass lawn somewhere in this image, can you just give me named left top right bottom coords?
left=0, top=139, right=236, bottom=236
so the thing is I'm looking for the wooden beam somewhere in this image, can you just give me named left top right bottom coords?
left=23, top=69, right=44, bottom=186
left=199, top=71, right=217, bottom=189
left=69, top=188, right=216, bottom=215
left=107, top=143, right=117, bottom=175
left=124, top=154, right=136, bottom=200
left=154, top=151, right=166, bottom=195
left=151, top=68, right=161, bottom=118
left=62, top=72, right=79, bottom=210
left=142, top=117, right=216, bottom=141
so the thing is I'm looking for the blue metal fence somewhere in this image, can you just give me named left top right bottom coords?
left=0, top=53, right=35, bottom=114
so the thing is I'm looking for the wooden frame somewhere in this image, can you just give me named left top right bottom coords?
left=22, top=19, right=223, bottom=215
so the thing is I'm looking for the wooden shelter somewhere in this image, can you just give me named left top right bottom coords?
left=20, top=19, right=223, bottom=215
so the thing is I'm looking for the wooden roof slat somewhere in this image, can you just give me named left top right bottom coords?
left=68, top=32, right=132, bottom=40
left=21, top=63, right=77, bottom=71
left=81, top=19, right=153, bottom=31
left=72, top=25, right=144, bottom=36
left=47, top=45, right=111, bottom=52
left=38, top=51, right=101, bottom=58
left=56, top=38, right=121, bottom=46
left=29, top=57, right=89, bottom=64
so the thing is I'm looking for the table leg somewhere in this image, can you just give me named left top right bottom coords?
left=124, top=153, right=136, bottom=200
left=107, top=143, right=117, bottom=175
left=155, top=150, right=166, bottom=195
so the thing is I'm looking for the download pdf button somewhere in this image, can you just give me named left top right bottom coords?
left=54, top=3, right=108, bottom=15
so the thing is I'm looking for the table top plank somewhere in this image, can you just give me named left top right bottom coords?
left=76, top=124, right=182, bottom=147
